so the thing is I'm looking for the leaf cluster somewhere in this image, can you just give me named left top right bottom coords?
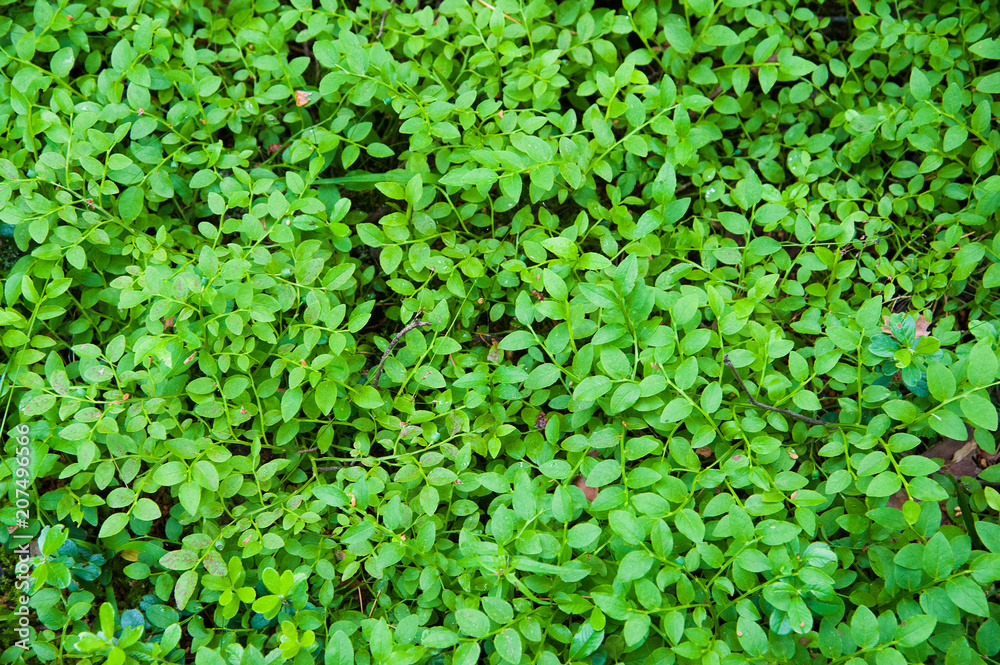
left=2, top=0, right=1000, bottom=664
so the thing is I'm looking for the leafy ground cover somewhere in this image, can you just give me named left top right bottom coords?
left=2, top=0, right=1000, bottom=663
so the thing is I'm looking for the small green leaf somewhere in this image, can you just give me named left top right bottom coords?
left=968, top=342, right=998, bottom=387
left=455, top=609, right=490, bottom=638
left=675, top=509, right=705, bottom=543
left=737, top=615, right=769, bottom=657
left=499, top=331, right=535, bottom=351
left=851, top=605, right=879, bottom=649
left=281, top=387, right=303, bottom=422
left=573, top=375, right=612, bottom=402
left=895, top=614, right=936, bottom=648
left=352, top=386, right=384, bottom=409
left=160, top=549, right=200, bottom=571
left=494, top=628, right=522, bottom=664
left=923, top=532, right=955, bottom=579
left=586, top=459, right=621, bottom=487
left=946, top=576, right=990, bottom=617
left=133, top=498, right=161, bottom=520
left=926, top=362, right=956, bottom=401
left=324, top=631, right=354, bottom=665
left=976, top=72, right=1000, bottom=94
left=99, top=512, right=130, bottom=538
left=911, top=68, right=931, bottom=100
left=174, top=569, right=198, bottom=610
left=119, top=186, right=144, bottom=222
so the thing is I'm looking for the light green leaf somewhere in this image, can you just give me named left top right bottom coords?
left=977, top=72, right=1000, bottom=94
left=494, top=628, right=522, bottom=664
left=99, top=512, right=130, bottom=538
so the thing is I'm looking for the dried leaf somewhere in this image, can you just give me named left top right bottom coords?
left=914, top=314, right=931, bottom=338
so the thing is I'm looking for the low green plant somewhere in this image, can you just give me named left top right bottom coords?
left=2, top=0, right=1000, bottom=663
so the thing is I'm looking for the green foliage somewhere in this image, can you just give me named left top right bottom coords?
left=1, top=0, right=1000, bottom=663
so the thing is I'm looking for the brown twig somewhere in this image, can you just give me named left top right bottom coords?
left=317, top=463, right=361, bottom=471
left=473, top=0, right=521, bottom=25
left=370, top=311, right=431, bottom=388
left=377, top=1, right=394, bottom=39
left=724, top=354, right=841, bottom=427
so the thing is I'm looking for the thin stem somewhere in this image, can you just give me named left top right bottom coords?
left=723, top=354, right=839, bottom=428
left=369, top=313, right=431, bottom=388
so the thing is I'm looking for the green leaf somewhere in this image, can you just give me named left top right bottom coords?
left=662, top=17, right=692, bottom=53
left=525, top=364, right=560, bottom=390
left=499, top=331, right=535, bottom=351
left=718, top=211, right=749, bottom=234
left=737, top=615, right=768, bottom=657
left=51, top=47, right=75, bottom=78
left=515, top=290, right=534, bottom=326
left=660, top=397, right=693, bottom=423
left=623, top=613, right=651, bottom=647
left=462, top=168, right=498, bottom=185
left=977, top=522, right=1000, bottom=554
left=702, top=25, right=740, bottom=46
left=281, top=387, right=303, bottom=422
left=327, top=264, right=356, bottom=290
left=119, top=186, right=144, bottom=222
left=897, top=455, right=939, bottom=477
left=968, top=342, right=998, bottom=387
left=366, top=142, right=394, bottom=158
left=189, top=169, right=216, bottom=188
left=99, top=512, right=129, bottom=538
left=926, top=362, right=956, bottom=401
left=851, top=605, right=879, bottom=649
left=609, top=382, right=640, bottom=413
left=671, top=294, right=699, bottom=326
left=700, top=381, right=722, bottom=414
left=961, top=392, right=998, bottom=431
left=895, top=614, right=936, bottom=647
left=946, top=577, right=990, bottom=617
left=613, top=254, right=639, bottom=296
left=453, top=643, right=479, bottom=665
left=378, top=246, right=402, bottom=274
left=911, top=68, right=931, bottom=100
left=573, top=375, right=612, bottom=401
left=737, top=549, right=772, bottom=573
left=569, top=623, right=603, bottom=659
left=923, top=532, right=955, bottom=579
left=977, top=72, right=1000, bottom=94
left=456, top=609, right=490, bottom=638
left=352, top=386, right=383, bottom=409
left=494, top=628, right=522, bottom=664
left=134, top=498, right=161, bottom=520
left=586, top=459, right=621, bottom=487
left=160, top=549, right=200, bottom=571
left=883, top=400, right=918, bottom=423
left=675, top=509, right=705, bottom=543
left=324, top=631, right=354, bottom=665
left=929, top=410, right=969, bottom=440
left=943, top=125, right=968, bottom=152
left=567, top=523, right=602, bottom=549
left=543, top=269, right=567, bottom=300
left=422, top=627, right=458, bottom=648
left=193, top=460, right=219, bottom=491
left=972, top=38, right=1000, bottom=59
left=617, top=550, right=654, bottom=583
left=174, top=569, right=198, bottom=610
left=865, top=471, right=902, bottom=497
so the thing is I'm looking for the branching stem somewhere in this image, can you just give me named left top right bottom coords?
left=370, top=313, right=431, bottom=388
left=724, top=354, right=840, bottom=428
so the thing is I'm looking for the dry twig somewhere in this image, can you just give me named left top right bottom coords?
left=370, top=311, right=431, bottom=387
